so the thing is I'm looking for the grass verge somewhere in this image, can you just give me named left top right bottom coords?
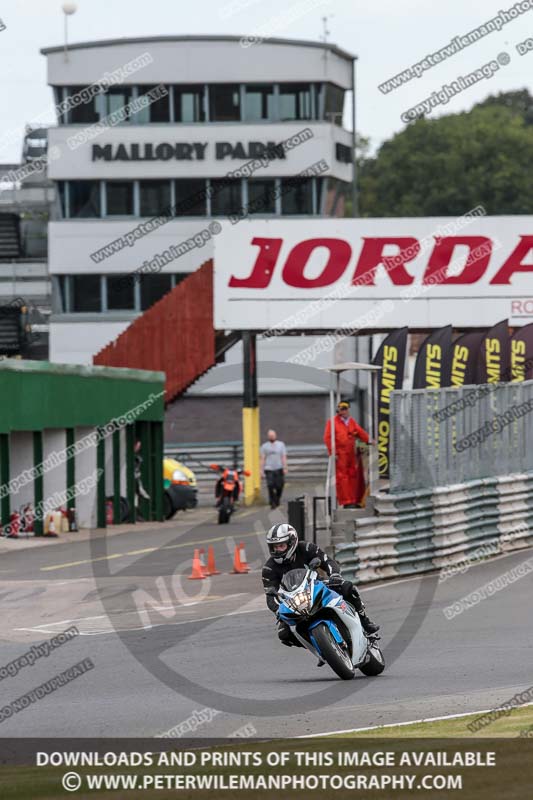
left=338, top=704, right=533, bottom=738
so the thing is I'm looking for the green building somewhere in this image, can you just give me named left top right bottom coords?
left=0, top=360, right=165, bottom=533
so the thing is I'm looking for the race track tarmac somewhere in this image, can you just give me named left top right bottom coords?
left=0, top=503, right=531, bottom=738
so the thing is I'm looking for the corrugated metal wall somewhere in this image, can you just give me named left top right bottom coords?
left=94, top=261, right=215, bottom=404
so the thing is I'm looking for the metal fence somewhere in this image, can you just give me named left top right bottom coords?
left=389, top=379, right=533, bottom=493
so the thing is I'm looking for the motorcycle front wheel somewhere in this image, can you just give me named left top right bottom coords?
left=218, top=496, right=231, bottom=524
left=312, top=623, right=355, bottom=680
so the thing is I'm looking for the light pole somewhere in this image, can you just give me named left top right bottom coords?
left=351, top=56, right=359, bottom=217
left=62, top=2, right=77, bottom=62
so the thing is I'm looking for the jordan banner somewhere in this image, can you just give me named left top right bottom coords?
left=476, top=319, right=511, bottom=384
left=511, top=323, right=533, bottom=381
left=450, top=331, right=486, bottom=386
left=413, top=326, right=453, bottom=389
left=373, top=328, right=408, bottom=479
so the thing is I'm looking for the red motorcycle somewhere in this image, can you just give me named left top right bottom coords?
left=209, top=463, right=251, bottom=524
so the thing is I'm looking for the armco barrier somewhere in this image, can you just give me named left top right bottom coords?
left=335, top=471, right=533, bottom=584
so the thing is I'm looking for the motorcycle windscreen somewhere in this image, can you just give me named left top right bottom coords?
left=281, top=568, right=307, bottom=591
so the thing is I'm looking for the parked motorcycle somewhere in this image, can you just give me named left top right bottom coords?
left=209, top=463, right=251, bottom=524
left=277, top=559, right=385, bottom=680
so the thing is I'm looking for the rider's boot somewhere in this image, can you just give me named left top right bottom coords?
left=359, top=613, right=380, bottom=635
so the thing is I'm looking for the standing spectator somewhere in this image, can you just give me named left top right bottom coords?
left=260, top=430, right=288, bottom=509
left=323, top=400, right=374, bottom=508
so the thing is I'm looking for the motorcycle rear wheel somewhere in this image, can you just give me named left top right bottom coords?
left=313, top=623, right=355, bottom=680
left=359, top=643, right=385, bottom=676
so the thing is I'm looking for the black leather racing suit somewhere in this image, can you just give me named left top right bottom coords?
left=261, top=541, right=368, bottom=646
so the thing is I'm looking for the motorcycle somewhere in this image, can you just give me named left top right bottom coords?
left=209, top=463, right=251, bottom=524
left=277, top=559, right=385, bottom=680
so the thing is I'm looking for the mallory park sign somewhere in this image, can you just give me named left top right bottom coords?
left=92, top=141, right=287, bottom=162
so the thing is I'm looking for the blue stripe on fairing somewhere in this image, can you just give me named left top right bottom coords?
left=315, top=583, right=341, bottom=605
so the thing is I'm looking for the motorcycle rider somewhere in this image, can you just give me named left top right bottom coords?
left=214, top=465, right=240, bottom=507
left=262, top=523, right=380, bottom=647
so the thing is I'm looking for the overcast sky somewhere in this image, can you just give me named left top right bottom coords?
left=0, top=0, right=531, bottom=161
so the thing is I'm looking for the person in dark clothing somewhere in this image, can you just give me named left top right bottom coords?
left=262, top=523, right=380, bottom=647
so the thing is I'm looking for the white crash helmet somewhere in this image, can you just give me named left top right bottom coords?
left=266, top=523, right=298, bottom=564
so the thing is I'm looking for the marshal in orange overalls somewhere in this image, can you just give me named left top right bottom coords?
left=323, top=412, right=370, bottom=507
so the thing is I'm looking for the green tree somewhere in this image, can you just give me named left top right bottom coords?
left=358, top=93, right=533, bottom=216
left=477, top=89, right=533, bottom=125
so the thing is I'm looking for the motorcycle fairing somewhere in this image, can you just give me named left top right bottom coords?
left=279, top=573, right=368, bottom=667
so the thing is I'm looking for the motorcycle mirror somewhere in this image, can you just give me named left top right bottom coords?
left=308, top=557, right=321, bottom=570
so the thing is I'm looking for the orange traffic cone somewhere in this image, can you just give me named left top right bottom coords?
left=199, top=548, right=207, bottom=574
left=188, top=548, right=207, bottom=580
left=205, top=545, right=220, bottom=576
left=231, top=542, right=250, bottom=574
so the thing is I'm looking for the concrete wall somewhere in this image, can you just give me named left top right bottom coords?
left=189, top=334, right=373, bottom=400
left=9, top=431, right=34, bottom=511
left=50, top=320, right=131, bottom=364
left=119, top=428, right=127, bottom=497
left=45, top=38, right=354, bottom=88
left=42, top=429, right=67, bottom=520
left=74, top=426, right=98, bottom=528
left=48, top=123, right=352, bottom=182
left=104, top=432, right=114, bottom=496
left=165, top=394, right=330, bottom=445
left=0, top=261, right=50, bottom=303
left=48, top=219, right=214, bottom=274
